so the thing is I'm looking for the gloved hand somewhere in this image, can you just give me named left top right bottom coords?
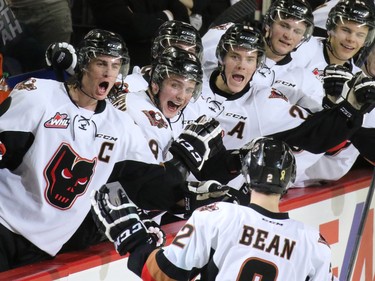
left=90, top=182, right=155, bottom=255
left=169, top=115, right=224, bottom=178
left=45, top=42, right=77, bottom=76
left=182, top=180, right=231, bottom=213
left=339, top=72, right=375, bottom=113
left=323, top=64, right=353, bottom=100
left=137, top=209, right=166, bottom=247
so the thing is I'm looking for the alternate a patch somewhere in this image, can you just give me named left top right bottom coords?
left=14, top=78, right=37, bottom=91
left=269, top=88, right=288, bottom=102
left=142, top=110, right=168, bottom=129
left=44, top=112, right=70, bottom=129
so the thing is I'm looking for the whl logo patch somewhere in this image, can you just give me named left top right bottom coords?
left=45, top=112, right=70, bottom=129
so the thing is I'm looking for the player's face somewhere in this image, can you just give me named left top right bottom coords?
left=81, top=55, right=122, bottom=100
left=156, top=74, right=196, bottom=118
left=268, top=17, right=307, bottom=55
left=220, top=46, right=258, bottom=94
left=329, top=20, right=369, bottom=62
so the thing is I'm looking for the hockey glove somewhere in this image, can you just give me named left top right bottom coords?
left=182, top=180, right=231, bottom=213
left=339, top=72, right=375, bottom=113
left=169, top=115, right=224, bottom=177
left=45, top=42, right=77, bottom=76
left=90, top=182, right=155, bottom=256
left=137, top=209, right=166, bottom=247
left=323, top=64, right=353, bottom=99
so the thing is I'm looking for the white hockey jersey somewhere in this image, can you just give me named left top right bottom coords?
left=173, top=74, right=324, bottom=188
left=202, top=22, right=324, bottom=112
left=143, top=202, right=334, bottom=281
left=123, top=90, right=178, bottom=163
left=0, top=78, right=158, bottom=255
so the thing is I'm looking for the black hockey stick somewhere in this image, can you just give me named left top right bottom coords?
left=343, top=167, right=375, bottom=281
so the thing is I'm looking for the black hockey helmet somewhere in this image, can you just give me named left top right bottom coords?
left=216, top=23, right=265, bottom=68
left=241, top=137, right=296, bottom=195
left=151, top=20, right=203, bottom=61
left=263, top=0, right=314, bottom=45
left=77, top=29, right=130, bottom=77
left=326, top=0, right=375, bottom=47
left=151, top=46, right=203, bottom=102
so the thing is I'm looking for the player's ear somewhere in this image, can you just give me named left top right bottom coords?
left=150, top=82, right=159, bottom=95
left=264, top=25, right=270, bottom=38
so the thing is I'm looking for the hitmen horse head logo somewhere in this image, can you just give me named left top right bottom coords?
left=44, top=143, right=97, bottom=210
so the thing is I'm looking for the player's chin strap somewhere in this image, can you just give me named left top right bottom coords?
left=219, top=64, right=228, bottom=85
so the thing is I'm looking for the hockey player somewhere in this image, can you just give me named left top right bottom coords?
left=289, top=0, right=375, bottom=185
left=293, top=0, right=375, bottom=80
left=0, top=29, right=228, bottom=271
left=201, top=0, right=325, bottom=111
left=112, top=46, right=203, bottom=163
left=91, top=137, right=335, bottom=281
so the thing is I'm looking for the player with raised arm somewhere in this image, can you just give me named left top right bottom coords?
left=91, top=137, right=335, bottom=281
left=0, top=29, right=228, bottom=271
left=174, top=22, right=372, bottom=192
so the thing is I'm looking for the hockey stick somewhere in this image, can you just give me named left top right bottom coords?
left=343, top=167, right=375, bottom=281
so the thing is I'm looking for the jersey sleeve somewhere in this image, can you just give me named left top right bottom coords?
left=141, top=204, right=223, bottom=280
left=310, top=233, right=335, bottom=281
left=0, top=79, right=48, bottom=169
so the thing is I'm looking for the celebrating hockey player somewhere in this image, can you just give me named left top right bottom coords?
left=91, top=137, right=335, bottom=281
left=0, top=29, right=229, bottom=271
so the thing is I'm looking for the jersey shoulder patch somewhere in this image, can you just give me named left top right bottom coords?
left=14, top=78, right=37, bottom=91
left=269, top=88, right=288, bottom=102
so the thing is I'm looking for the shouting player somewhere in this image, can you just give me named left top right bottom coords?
left=0, top=29, right=227, bottom=271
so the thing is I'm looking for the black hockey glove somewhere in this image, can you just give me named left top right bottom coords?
left=352, top=76, right=375, bottom=113
left=45, top=42, right=77, bottom=75
left=169, top=115, right=224, bottom=178
left=338, top=72, right=375, bottom=113
left=90, top=182, right=155, bottom=256
left=323, top=64, right=353, bottom=98
left=181, top=180, right=231, bottom=213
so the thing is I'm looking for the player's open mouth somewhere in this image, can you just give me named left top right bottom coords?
left=232, top=74, right=244, bottom=83
left=98, top=82, right=109, bottom=94
left=167, top=101, right=181, bottom=112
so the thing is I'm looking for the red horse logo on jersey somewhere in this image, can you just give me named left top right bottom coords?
left=269, top=88, right=288, bottom=102
left=44, top=143, right=97, bottom=210
left=142, top=110, right=168, bottom=129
